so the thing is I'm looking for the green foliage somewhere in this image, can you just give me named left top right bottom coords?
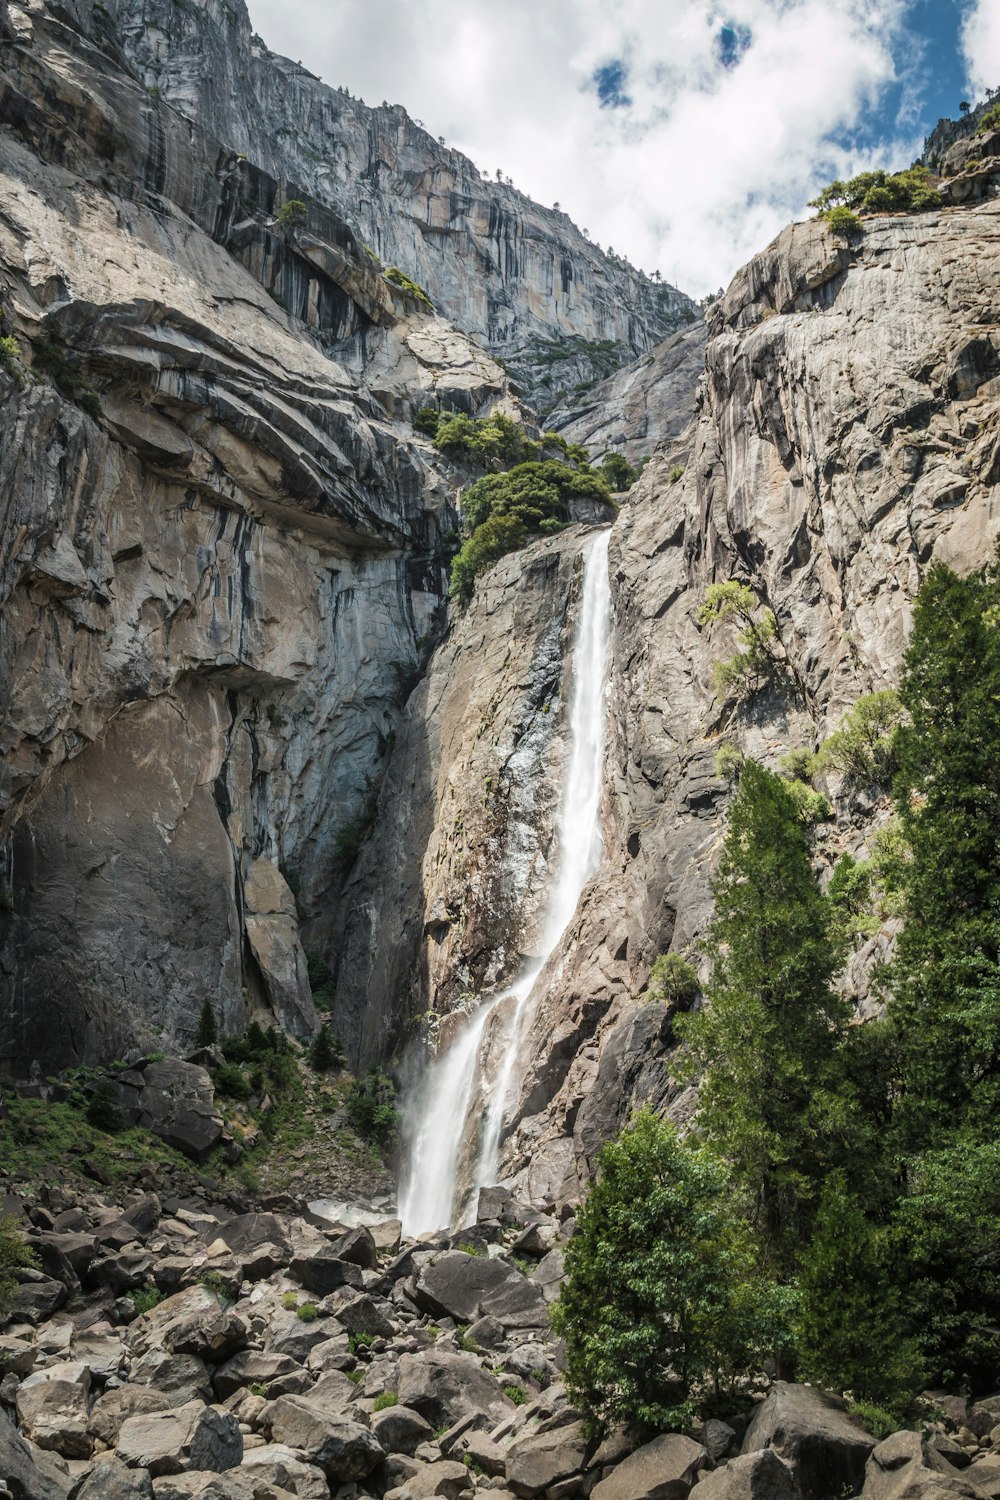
left=827, top=854, right=878, bottom=938
left=817, top=690, right=906, bottom=787
left=333, top=780, right=379, bottom=871
left=86, top=1081, right=126, bottom=1133
left=552, top=1109, right=788, bottom=1436
left=796, top=1171, right=922, bottom=1410
left=434, top=411, right=537, bottom=469
left=714, top=742, right=744, bottom=781
left=281, top=1292, right=299, bottom=1310
left=976, top=101, right=1000, bottom=133
left=32, top=335, right=102, bottom=418
left=782, top=779, right=833, bottom=824
left=450, top=513, right=527, bottom=603
left=888, top=556, right=1000, bottom=1149
left=296, top=1302, right=318, bottom=1322
left=0, top=1217, right=38, bottom=1317
left=810, top=166, right=941, bottom=217
left=848, top=1401, right=905, bottom=1441
left=0, top=334, right=23, bottom=386
left=674, top=762, right=847, bottom=1272
left=200, top=1270, right=228, bottom=1300
left=309, top=1023, right=344, bottom=1073
left=456, top=1241, right=485, bottom=1257
left=248, top=1381, right=267, bottom=1397
left=824, top=206, right=864, bottom=238
left=214, top=1062, right=252, bottom=1101
left=132, top=1284, right=163, bottom=1315
left=777, top=747, right=817, bottom=782
left=306, top=952, right=335, bottom=1011
left=600, top=452, right=638, bottom=490
left=196, top=998, right=218, bottom=1048
left=892, top=1142, right=1000, bottom=1391
left=349, top=1330, right=376, bottom=1353
left=413, top=406, right=442, bottom=437
left=383, top=265, right=433, bottom=307
left=698, top=582, right=783, bottom=701
left=277, top=199, right=308, bottom=228
left=646, top=952, right=700, bottom=1008
left=462, top=459, right=610, bottom=532
left=506, top=1384, right=528, bottom=1406
left=373, top=1391, right=398, bottom=1411
left=345, top=1068, right=400, bottom=1147
left=668, top=464, right=685, bottom=484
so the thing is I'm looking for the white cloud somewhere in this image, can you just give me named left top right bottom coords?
left=248, top=0, right=923, bottom=297
left=962, top=0, right=1000, bottom=97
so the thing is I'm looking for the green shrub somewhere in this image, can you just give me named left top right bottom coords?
left=600, top=452, right=638, bottom=490
left=349, top=1330, right=376, bottom=1353
left=277, top=199, right=308, bottom=228
left=346, top=1069, right=399, bottom=1146
left=552, top=1109, right=789, bottom=1435
left=646, top=952, right=700, bottom=1008
left=848, top=1401, right=904, bottom=1441
left=810, top=166, right=940, bottom=218
left=506, top=1384, right=528, bottom=1406
left=196, top=998, right=218, bottom=1048
left=309, top=1023, right=343, bottom=1072
left=824, top=206, right=864, bottom=237
left=434, top=411, right=536, bottom=468
left=698, top=582, right=784, bottom=702
left=817, top=690, right=906, bottom=787
left=0, top=334, right=23, bottom=386
left=373, top=1391, right=398, bottom=1411
left=783, top=779, right=833, bottom=824
left=414, top=407, right=441, bottom=437
left=32, top=334, right=102, bottom=418
left=461, top=458, right=609, bottom=532
left=132, top=1283, right=163, bottom=1315
left=384, top=266, right=433, bottom=307
left=296, top=1302, right=318, bottom=1322
left=282, top=1292, right=299, bottom=1310
left=0, top=1217, right=38, bottom=1317
left=86, top=1081, right=126, bottom=1133
left=976, top=101, right=1000, bottom=133
left=248, top=1381, right=267, bottom=1397
left=715, top=742, right=744, bottom=781
left=200, top=1270, right=228, bottom=1300
left=450, top=513, right=527, bottom=603
left=668, top=464, right=685, bottom=484
left=306, top=952, right=336, bottom=1011
left=778, top=747, right=817, bottom=782
left=214, top=1062, right=251, bottom=1100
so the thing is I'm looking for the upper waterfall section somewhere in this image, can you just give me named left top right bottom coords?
left=110, top=0, right=698, bottom=404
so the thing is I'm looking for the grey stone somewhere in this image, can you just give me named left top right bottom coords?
left=690, top=1450, right=801, bottom=1500
left=266, top=1396, right=383, bottom=1482
left=397, top=1351, right=513, bottom=1428
left=742, top=1384, right=874, bottom=1500
left=370, top=1405, right=435, bottom=1457
left=116, top=1402, right=242, bottom=1478
left=504, top=1420, right=589, bottom=1497
left=70, top=1458, right=155, bottom=1500
left=591, top=1433, right=711, bottom=1500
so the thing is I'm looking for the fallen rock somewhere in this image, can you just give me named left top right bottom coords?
left=89, top=1388, right=174, bottom=1446
left=742, top=1383, right=874, bottom=1500
left=0, top=1408, right=71, bottom=1500
left=69, top=1457, right=155, bottom=1498
left=861, top=1430, right=988, bottom=1500
left=288, top=1250, right=363, bottom=1297
left=505, top=1420, right=589, bottom=1497
left=266, top=1395, right=384, bottom=1482
left=690, top=1449, right=802, bottom=1500
left=16, top=1363, right=93, bottom=1459
left=414, top=1252, right=516, bottom=1322
left=116, top=1402, right=242, bottom=1478
left=370, top=1404, right=435, bottom=1457
left=397, top=1351, right=514, bottom=1428
left=592, top=1433, right=711, bottom=1500
left=237, top=1442, right=329, bottom=1500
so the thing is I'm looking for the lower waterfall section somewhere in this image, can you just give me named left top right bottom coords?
left=398, top=527, right=612, bottom=1235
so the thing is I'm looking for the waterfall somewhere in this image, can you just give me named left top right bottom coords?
left=398, top=527, right=612, bottom=1236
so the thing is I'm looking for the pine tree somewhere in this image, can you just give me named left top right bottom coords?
left=890, top=554, right=1000, bottom=1149
left=195, top=998, right=218, bottom=1048
left=309, top=1023, right=342, bottom=1073
left=675, top=761, right=847, bottom=1272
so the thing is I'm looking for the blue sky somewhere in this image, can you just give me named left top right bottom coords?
left=250, top=0, right=1000, bottom=297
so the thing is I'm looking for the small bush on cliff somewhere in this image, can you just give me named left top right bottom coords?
left=309, top=1024, right=344, bottom=1072
left=434, top=411, right=537, bottom=468
left=646, top=952, right=700, bottom=1008
left=552, top=1109, right=790, bottom=1434
left=0, top=334, right=23, bottom=386
left=810, top=166, right=940, bottom=218
left=450, top=513, right=527, bottom=603
left=277, top=199, right=308, bottom=228
left=0, top=1217, right=38, bottom=1317
left=977, top=101, right=1000, bottom=133
left=196, top=998, right=218, bottom=1048
left=823, top=206, right=864, bottom=239
left=698, top=582, right=785, bottom=702
left=599, top=451, right=638, bottom=490
left=383, top=266, right=433, bottom=308
left=817, top=690, right=906, bottom=788
left=346, top=1068, right=399, bottom=1147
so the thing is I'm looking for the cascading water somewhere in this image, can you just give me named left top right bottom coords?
left=398, top=528, right=612, bottom=1236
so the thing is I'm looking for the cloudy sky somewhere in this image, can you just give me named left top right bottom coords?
left=249, top=0, right=1000, bottom=298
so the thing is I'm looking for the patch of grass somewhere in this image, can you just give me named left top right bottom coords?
left=383, top=266, right=433, bottom=308
left=248, top=1381, right=267, bottom=1397
left=373, top=1391, right=398, bottom=1411
left=296, top=1302, right=318, bottom=1322
left=507, top=1383, right=528, bottom=1406
left=848, top=1400, right=901, bottom=1441
left=131, top=1284, right=163, bottom=1315
left=282, top=1292, right=299, bottom=1310
left=345, top=1368, right=364, bottom=1384
left=349, top=1331, right=376, bottom=1353
left=200, top=1270, right=228, bottom=1301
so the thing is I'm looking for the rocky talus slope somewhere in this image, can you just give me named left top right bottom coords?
left=0, top=0, right=521, bottom=1069
left=4, top=1165, right=999, bottom=1500
left=109, top=0, right=695, bottom=402
left=346, top=175, right=1000, bottom=1201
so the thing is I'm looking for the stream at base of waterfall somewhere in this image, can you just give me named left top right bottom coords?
left=398, top=527, right=612, bottom=1235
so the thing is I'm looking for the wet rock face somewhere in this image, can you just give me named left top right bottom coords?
left=0, top=0, right=514, bottom=1070
left=108, top=0, right=694, bottom=400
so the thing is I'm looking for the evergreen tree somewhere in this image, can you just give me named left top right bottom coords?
left=552, top=1109, right=788, bottom=1434
left=196, top=998, right=218, bottom=1048
left=309, top=1023, right=343, bottom=1073
left=675, top=761, right=847, bottom=1272
left=890, top=555, right=1000, bottom=1149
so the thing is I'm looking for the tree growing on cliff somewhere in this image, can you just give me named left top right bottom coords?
left=674, top=762, right=847, bottom=1272
left=196, top=998, right=218, bottom=1048
left=552, top=1109, right=790, bottom=1434
left=697, top=581, right=785, bottom=701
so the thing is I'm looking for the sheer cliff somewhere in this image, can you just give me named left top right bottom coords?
left=108, top=0, right=696, bottom=403
left=340, top=185, right=1000, bottom=1203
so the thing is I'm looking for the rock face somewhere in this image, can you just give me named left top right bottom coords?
left=110, top=0, right=695, bottom=403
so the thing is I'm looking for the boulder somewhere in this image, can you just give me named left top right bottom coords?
left=237, top=1443, right=329, bottom=1500
left=861, top=1430, right=988, bottom=1500
left=0, top=1408, right=71, bottom=1500
left=398, top=1350, right=514, bottom=1428
left=505, top=1420, right=589, bottom=1497
left=370, top=1404, right=435, bottom=1457
left=329, top=1227, right=378, bottom=1271
left=701, top=1420, right=739, bottom=1465
left=89, top=1387, right=173, bottom=1446
left=128, top=1349, right=212, bottom=1404
left=690, top=1449, right=802, bottom=1500
left=321, top=1289, right=394, bottom=1339
left=0, top=1335, right=37, bottom=1378
left=128, top=1287, right=249, bottom=1364
left=592, top=1434, right=711, bottom=1500
left=742, top=1383, right=874, bottom=1500
left=213, top=1214, right=292, bottom=1263
left=11, top=1272, right=67, bottom=1322
left=288, top=1249, right=363, bottom=1296
left=212, top=1351, right=301, bottom=1401
left=69, top=1458, right=155, bottom=1499
left=388, top=1459, right=473, bottom=1498
left=118, top=1061, right=224, bottom=1162
left=414, top=1251, right=519, bottom=1322
left=266, top=1396, right=383, bottom=1482
left=116, top=1402, right=242, bottom=1478
left=458, top=1429, right=506, bottom=1477
left=17, top=1363, right=93, bottom=1459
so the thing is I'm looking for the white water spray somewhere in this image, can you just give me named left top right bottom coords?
left=398, top=529, right=612, bottom=1235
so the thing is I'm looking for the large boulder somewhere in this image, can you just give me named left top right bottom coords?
left=414, top=1251, right=517, bottom=1321
left=288, top=1248, right=363, bottom=1296
left=212, top=1351, right=302, bottom=1401
left=505, top=1420, right=590, bottom=1497
left=861, top=1430, right=987, bottom=1500
left=115, top=1402, right=242, bottom=1478
left=691, top=1449, right=802, bottom=1500
left=115, top=1061, right=224, bottom=1162
left=88, top=1387, right=173, bottom=1446
left=127, top=1286, right=249, bottom=1365
left=0, top=1408, right=71, bottom=1500
left=592, top=1434, right=711, bottom=1500
left=397, top=1350, right=514, bottom=1428
left=370, top=1404, right=435, bottom=1457
left=16, top=1362, right=93, bottom=1459
left=69, top=1458, right=155, bottom=1499
left=127, top=1348, right=212, bottom=1403
left=237, top=1443, right=329, bottom=1500
left=387, top=1458, right=473, bottom=1498
left=266, top=1395, right=383, bottom=1482
left=742, top=1383, right=875, bottom=1500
